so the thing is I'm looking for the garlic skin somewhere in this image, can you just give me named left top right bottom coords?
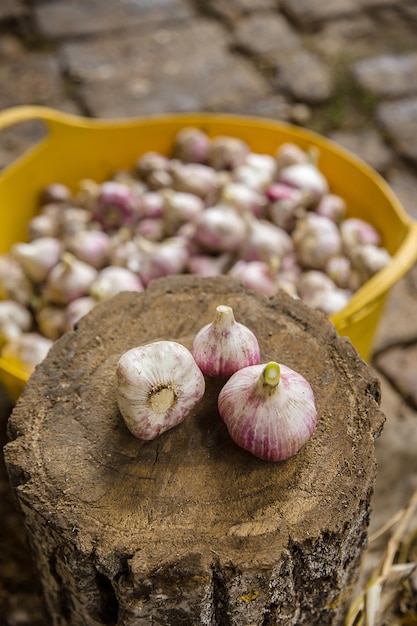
left=218, top=361, right=317, bottom=462
left=116, top=341, right=205, bottom=440
left=192, top=305, right=261, bottom=379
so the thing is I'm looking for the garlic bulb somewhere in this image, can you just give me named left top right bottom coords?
left=90, top=266, right=144, bottom=301
left=218, top=361, right=317, bottom=461
left=162, top=190, right=204, bottom=236
left=193, top=206, right=246, bottom=252
left=92, top=181, right=139, bottom=232
left=27, top=213, right=59, bottom=239
left=228, top=260, right=279, bottom=297
left=293, top=214, right=342, bottom=270
left=240, top=217, right=293, bottom=263
left=0, top=332, right=53, bottom=377
left=315, top=193, right=346, bottom=224
left=192, top=305, right=261, bottom=379
left=11, top=237, right=61, bottom=283
left=65, top=230, right=111, bottom=269
left=0, top=254, right=33, bottom=305
left=41, top=182, right=71, bottom=204
left=116, top=341, right=205, bottom=440
left=36, top=305, right=67, bottom=341
left=170, top=162, right=219, bottom=204
left=275, top=142, right=308, bottom=170
left=278, top=151, right=329, bottom=200
left=137, top=237, right=190, bottom=287
left=207, top=136, right=249, bottom=171
left=65, top=296, right=96, bottom=330
left=44, top=252, right=98, bottom=305
left=173, top=126, right=211, bottom=164
left=0, top=300, right=32, bottom=344
left=221, top=182, right=267, bottom=218
left=350, top=244, right=391, bottom=283
left=340, top=217, right=381, bottom=252
left=187, top=253, right=232, bottom=277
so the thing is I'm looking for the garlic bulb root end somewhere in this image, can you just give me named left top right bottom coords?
left=148, top=385, right=177, bottom=414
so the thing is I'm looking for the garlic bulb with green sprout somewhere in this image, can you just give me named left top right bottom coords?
left=191, top=305, right=261, bottom=379
left=116, top=341, right=205, bottom=440
left=218, top=361, right=317, bottom=462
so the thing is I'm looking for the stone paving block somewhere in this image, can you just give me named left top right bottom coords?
left=198, top=0, right=278, bottom=23
left=0, top=52, right=63, bottom=109
left=369, top=374, right=417, bottom=536
left=61, top=20, right=272, bottom=117
left=232, top=13, right=300, bottom=57
left=327, top=128, right=393, bottom=173
left=376, top=96, right=417, bottom=163
left=0, top=101, right=82, bottom=172
left=387, top=167, right=417, bottom=221
left=214, top=93, right=295, bottom=122
left=352, top=52, right=417, bottom=99
left=0, top=0, right=27, bottom=22
left=359, top=0, right=405, bottom=7
left=0, top=34, right=26, bottom=59
left=273, top=50, right=335, bottom=103
left=280, top=0, right=359, bottom=28
left=312, top=16, right=376, bottom=58
left=372, top=268, right=417, bottom=353
left=34, top=0, right=194, bottom=39
left=374, top=342, right=417, bottom=408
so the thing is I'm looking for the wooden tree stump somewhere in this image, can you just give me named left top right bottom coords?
left=4, top=276, right=384, bottom=626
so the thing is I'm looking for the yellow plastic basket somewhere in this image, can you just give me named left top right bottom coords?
left=1, top=105, right=417, bottom=400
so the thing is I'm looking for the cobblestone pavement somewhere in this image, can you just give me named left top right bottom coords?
left=0, top=1, right=417, bottom=624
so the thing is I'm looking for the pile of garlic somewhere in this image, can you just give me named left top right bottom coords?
left=0, top=127, right=391, bottom=376
left=116, top=305, right=318, bottom=462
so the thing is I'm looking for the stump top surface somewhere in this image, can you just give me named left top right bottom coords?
left=6, top=276, right=383, bottom=569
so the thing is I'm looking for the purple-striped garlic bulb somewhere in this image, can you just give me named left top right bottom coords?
left=218, top=361, right=317, bottom=462
left=116, top=341, right=205, bottom=440
left=191, top=305, right=261, bottom=379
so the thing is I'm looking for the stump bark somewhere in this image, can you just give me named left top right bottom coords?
left=4, top=275, right=384, bottom=626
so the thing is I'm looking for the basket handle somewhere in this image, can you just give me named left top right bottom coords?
left=0, top=106, right=99, bottom=173
left=0, top=105, right=85, bottom=133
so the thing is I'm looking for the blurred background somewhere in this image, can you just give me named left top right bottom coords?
left=0, top=1, right=417, bottom=624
